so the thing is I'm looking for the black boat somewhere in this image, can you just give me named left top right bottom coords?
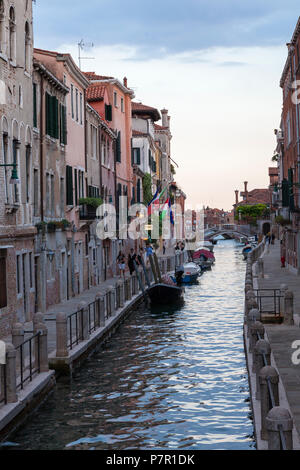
left=146, top=283, right=184, bottom=305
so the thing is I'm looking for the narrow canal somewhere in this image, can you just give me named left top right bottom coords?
left=8, top=240, right=254, bottom=450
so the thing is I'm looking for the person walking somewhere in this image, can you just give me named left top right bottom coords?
left=117, top=251, right=126, bottom=278
left=163, top=240, right=166, bottom=255
left=271, top=233, right=275, bottom=245
left=128, top=248, right=137, bottom=276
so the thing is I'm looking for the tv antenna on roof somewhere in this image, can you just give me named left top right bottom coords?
left=78, top=39, right=95, bottom=70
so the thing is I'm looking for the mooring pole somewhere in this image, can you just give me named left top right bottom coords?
left=153, top=253, right=162, bottom=283
left=149, top=254, right=158, bottom=284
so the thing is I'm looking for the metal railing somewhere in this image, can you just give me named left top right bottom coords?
left=15, top=333, right=41, bottom=391
left=254, top=289, right=283, bottom=317
left=68, top=310, right=84, bottom=350
left=88, top=301, right=98, bottom=335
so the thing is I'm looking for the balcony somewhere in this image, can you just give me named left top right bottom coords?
left=79, top=197, right=103, bottom=221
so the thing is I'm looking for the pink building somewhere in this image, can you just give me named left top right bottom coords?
left=34, top=48, right=91, bottom=297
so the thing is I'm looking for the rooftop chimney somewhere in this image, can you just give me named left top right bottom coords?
left=235, top=190, right=239, bottom=206
left=244, top=182, right=248, bottom=202
left=123, top=77, right=128, bottom=88
left=161, top=108, right=168, bottom=127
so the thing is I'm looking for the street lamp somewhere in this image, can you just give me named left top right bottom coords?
left=0, top=163, right=20, bottom=184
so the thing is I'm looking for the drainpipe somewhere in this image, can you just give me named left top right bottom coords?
left=39, top=74, right=44, bottom=222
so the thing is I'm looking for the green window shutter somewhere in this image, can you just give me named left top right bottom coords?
left=63, top=105, right=67, bottom=144
left=105, top=104, right=112, bottom=121
left=74, top=168, right=78, bottom=206
left=288, top=168, right=295, bottom=211
left=59, top=103, right=63, bottom=143
left=66, top=165, right=73, bottom=205
left=137, top=148, right=141, bottom=165
left=45, top=92, right=50, bottom=135
left=116, top=131, right=121, bottom=162
left=33, top=83, right=37, bottom=128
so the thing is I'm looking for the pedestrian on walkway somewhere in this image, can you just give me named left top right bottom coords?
left=281, top=255, right=286, bottom=268
left=163, top=240, right=166, bottom=255
left=128, top=249, right=137, bottom=276
left=271, top=233, right=275, bottom=245
left=117, top=251, right=126, bottom=278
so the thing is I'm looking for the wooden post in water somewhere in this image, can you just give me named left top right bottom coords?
left=149, top=254, right=158, bottom=284
left=153, top=253, right=162, bottom=283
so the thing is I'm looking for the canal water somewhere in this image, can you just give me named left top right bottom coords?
left=8, top=239, right=254, bottom=450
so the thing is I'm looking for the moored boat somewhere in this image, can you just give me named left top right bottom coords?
left=171, top=262, right=201, bottom=284
left=147, top=283, right=184, bottom=305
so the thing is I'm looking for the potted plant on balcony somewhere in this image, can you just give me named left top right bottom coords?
left=79, top=197, right=103, bottom=219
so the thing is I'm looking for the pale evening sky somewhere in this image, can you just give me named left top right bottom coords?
left=33, top=1, right=300, bottom=211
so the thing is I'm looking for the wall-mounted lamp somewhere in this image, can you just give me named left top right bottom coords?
left=0, top=163, right=20, bottom=184
left=47, top=250, right=55, bottom=263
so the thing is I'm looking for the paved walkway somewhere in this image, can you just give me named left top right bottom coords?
left=3, top=249, right=180, bottom=356
left=257, top=240, right=300, bottom=439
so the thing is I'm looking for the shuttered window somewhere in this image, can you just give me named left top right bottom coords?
left=33, top=83, right=37, bottom=128
left=105, top=104, right=112, bottom=122
left=66, top=165, right=73, bottom=206
left=60, top=104, right=67, bottom=145
left=74, top=168, right=78, bottom=206
left=288, top=168, right=295, bottom=211
left=116, top=131, right=121, bottom=162
left=45, top=92, right=59, bottom=139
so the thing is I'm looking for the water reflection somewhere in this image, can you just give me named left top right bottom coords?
left=8, top=240, right=254, bottom=450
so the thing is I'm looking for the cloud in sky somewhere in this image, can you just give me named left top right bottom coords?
left=33, top=1, right=300, bottom=57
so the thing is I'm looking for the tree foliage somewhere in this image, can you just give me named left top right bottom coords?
left=142, top=173, right=153, bottom=206
left=235, top=204, right=269, bottom=225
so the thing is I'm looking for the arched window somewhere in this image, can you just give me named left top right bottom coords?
left=0, top=0, right=4, bottom=54
left=25, top=22, right=31, bottom=72
left=9, top=7, right=16, bottom=62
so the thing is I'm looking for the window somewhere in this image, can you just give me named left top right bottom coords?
left=59, top=104, right=67, bottom=144
left=25, top=22, right=30, bottom=72
left=19, top=85, right=23, bottom=108
left=12, top=139, right=19, bottom=203
left=116, top=131, right=121, bottom=162
left=46, top=173, right=50, bottom=215
left=91, top=125, right=97, bottom=159
left=0, top=1, right=4, bottom=55
left=51, top=174, right=55, bottom=216
left=33, top=169, right=39, bottom=216
left=105, top=104, right=112, bottom=121
left=71, top=85, right=74, bottom=119
left=25, top=145, right=31, bottom=203
left=16, top=254, right=21, bottom=295
left=74, top=168, right=78, bottom=206
left=114, top=92, right=117, bottom=107
left=286, top=113, right=291, bottom=145
left=33, top=83, right=37, bottom=128
left=9, top=7, right=16, bottom=62
left=29, top=252, right=33, bottom=289
left=80, top=93, right=83, bottom=125
left=60, top=178, right=65, bottom=217
left=75, top=89, right=79, bottom=122
left=66, top=165, right=73, bottom=205
left=0, top=250, right=7, bottom=309
left=132, top=148, right=141, bottom=165
left=2, top=133, right=9, bottom=203
left=137, top=179, right=141, bottom=203
left=45, top=92, right=59, bottom=139
left=121, top=98, right=124, bottom=112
